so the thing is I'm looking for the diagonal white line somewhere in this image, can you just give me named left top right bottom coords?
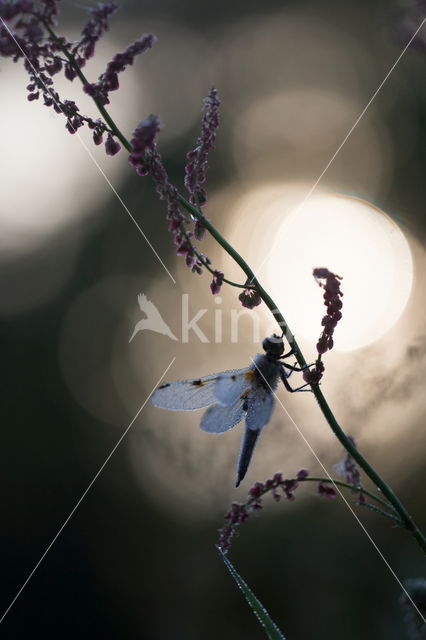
left=252, top=16, right=426, bottom=282
left=0, top=357, right=176, bottom=625
left=0, top=17, right=176, bottom=284
left=294, top=16, right=426, bottom=210
left=251, top=358, right=426, bottom=624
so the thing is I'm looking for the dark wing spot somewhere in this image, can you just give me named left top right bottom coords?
left=231, top=375, right=236, bottom=381
left=191, top=379, right=205, bottom=386
left=158, top=383, right=170, bottom=389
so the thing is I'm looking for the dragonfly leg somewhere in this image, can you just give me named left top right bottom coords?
left=279, top=367, right=312, bottom=393
left=281, top=361, right=314, bottom=373
left=280, top=346, right=295, bottom=358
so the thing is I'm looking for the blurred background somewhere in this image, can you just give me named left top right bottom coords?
left=1, top=0, right=425, bottom=637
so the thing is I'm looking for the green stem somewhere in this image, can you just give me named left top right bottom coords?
left=311, top=388, right=426, bottom=550
left=358, top=501, right=404, bottom=525
left=42, top=21, right=131, bottom=151
left=180, top=227, right=255, bottom=290
left=294, top=477, right=398, bottom=513
left=239, top=476, right=405, bottom=527
left=47, top=23, right=426, bottom=553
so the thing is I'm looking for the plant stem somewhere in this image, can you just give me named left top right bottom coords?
left=50, top=25, right=426, bottom=553
left=236, top=476, right=405, bottom=527
left=294, top=477, right=398, bottom=513
left=244, top=476, right=405, bottom=526
left=180, top=227, right=255, bottom=289
left=358, top=501, right=404, bottom=525
left=183, top=203, right=426, bottom=551
left=312, top=387, right=426, bottom=550
left=42, top=21, right=131, bottom=151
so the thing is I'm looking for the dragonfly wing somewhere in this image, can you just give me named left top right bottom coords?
left=213, top=367, right=254, bottom=406
left=200, top=397, right=245, bottom=433
left=151, top=373, right=220, bottom=410
left=245, top=386, right=275, bottom=431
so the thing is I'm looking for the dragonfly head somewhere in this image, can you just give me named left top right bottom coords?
left=262, top=334, right=284, bottom=358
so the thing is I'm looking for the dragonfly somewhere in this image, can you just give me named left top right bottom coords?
left=151, top=334, right=311, bottom=487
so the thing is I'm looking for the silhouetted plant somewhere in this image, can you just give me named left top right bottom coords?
left=1, top=2, right=424, bottom=637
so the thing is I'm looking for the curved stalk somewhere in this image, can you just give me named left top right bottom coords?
left=242, top=476, right=405, bottom=527
left=46, top=24, right=425, bottom=552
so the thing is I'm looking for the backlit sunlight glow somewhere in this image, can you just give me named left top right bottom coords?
left=264, top=193, right=413, bottom=350
left=0, top=41, right=138, bottom=254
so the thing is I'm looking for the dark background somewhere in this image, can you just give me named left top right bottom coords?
left=1, top=1, right=425, bottom=638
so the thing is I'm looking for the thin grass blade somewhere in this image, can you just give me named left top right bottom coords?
left=217, top=546, right=286, bottom=640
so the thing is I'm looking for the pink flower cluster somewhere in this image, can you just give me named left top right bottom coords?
left=184, top=87, right=220, bottom=207
left=128, top=116, right=208, bottom=276
left=314, top=267, right=343, bottom=354
left=76, top=1, right=117, bottom=62
left=0, top=0, right=154, bottom=155
left=317, top=481, right=337, bottom=499
left=0, top=1, right=257, bottom=304
left=218, top=470, right=309, bottom=552
left=84, top=34, right=156, bottom=106
left=303, top=267, right=343, bottom=384
left=210, top=271, right=224, bottom=295
left=238, top=288, right=262, bottom=309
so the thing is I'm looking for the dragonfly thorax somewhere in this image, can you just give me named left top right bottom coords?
left=252, top=353, right=281, bottom=391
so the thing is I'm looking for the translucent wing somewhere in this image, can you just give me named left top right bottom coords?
left=213, top=367, right=253, bottom=405
left=200, top=396, right=245, bottom=433
left=245, top=385, right=275, bottom=431
left=151, top=373, right=219, bottom=410
left=151, top=368, right=249, bottom=411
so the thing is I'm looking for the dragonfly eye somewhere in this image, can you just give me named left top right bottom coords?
left=262, top=334, right=284, bottom=357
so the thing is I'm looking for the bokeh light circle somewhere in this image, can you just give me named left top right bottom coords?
left=265, top=193, right=413, bottom=350
left=227, top=186, right=413, bottom=351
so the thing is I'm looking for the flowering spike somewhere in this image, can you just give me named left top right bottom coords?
left=88, top=34, right=156, bottom=103
left=0, top=2, right=129, bottom=150
left=218, top=471, right=307, bottom=552
left=184, top=87, right=220, bottom=207
left=77, top=2, right=118, bottom=61
left=128, top=115, right=219, bottom=280
left=303, top=268, right=343, bottom=384
left=0, top=4, right=222, bottom=296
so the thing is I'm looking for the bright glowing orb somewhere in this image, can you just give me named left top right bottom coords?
left=263, top=193, right=413, bottom=350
